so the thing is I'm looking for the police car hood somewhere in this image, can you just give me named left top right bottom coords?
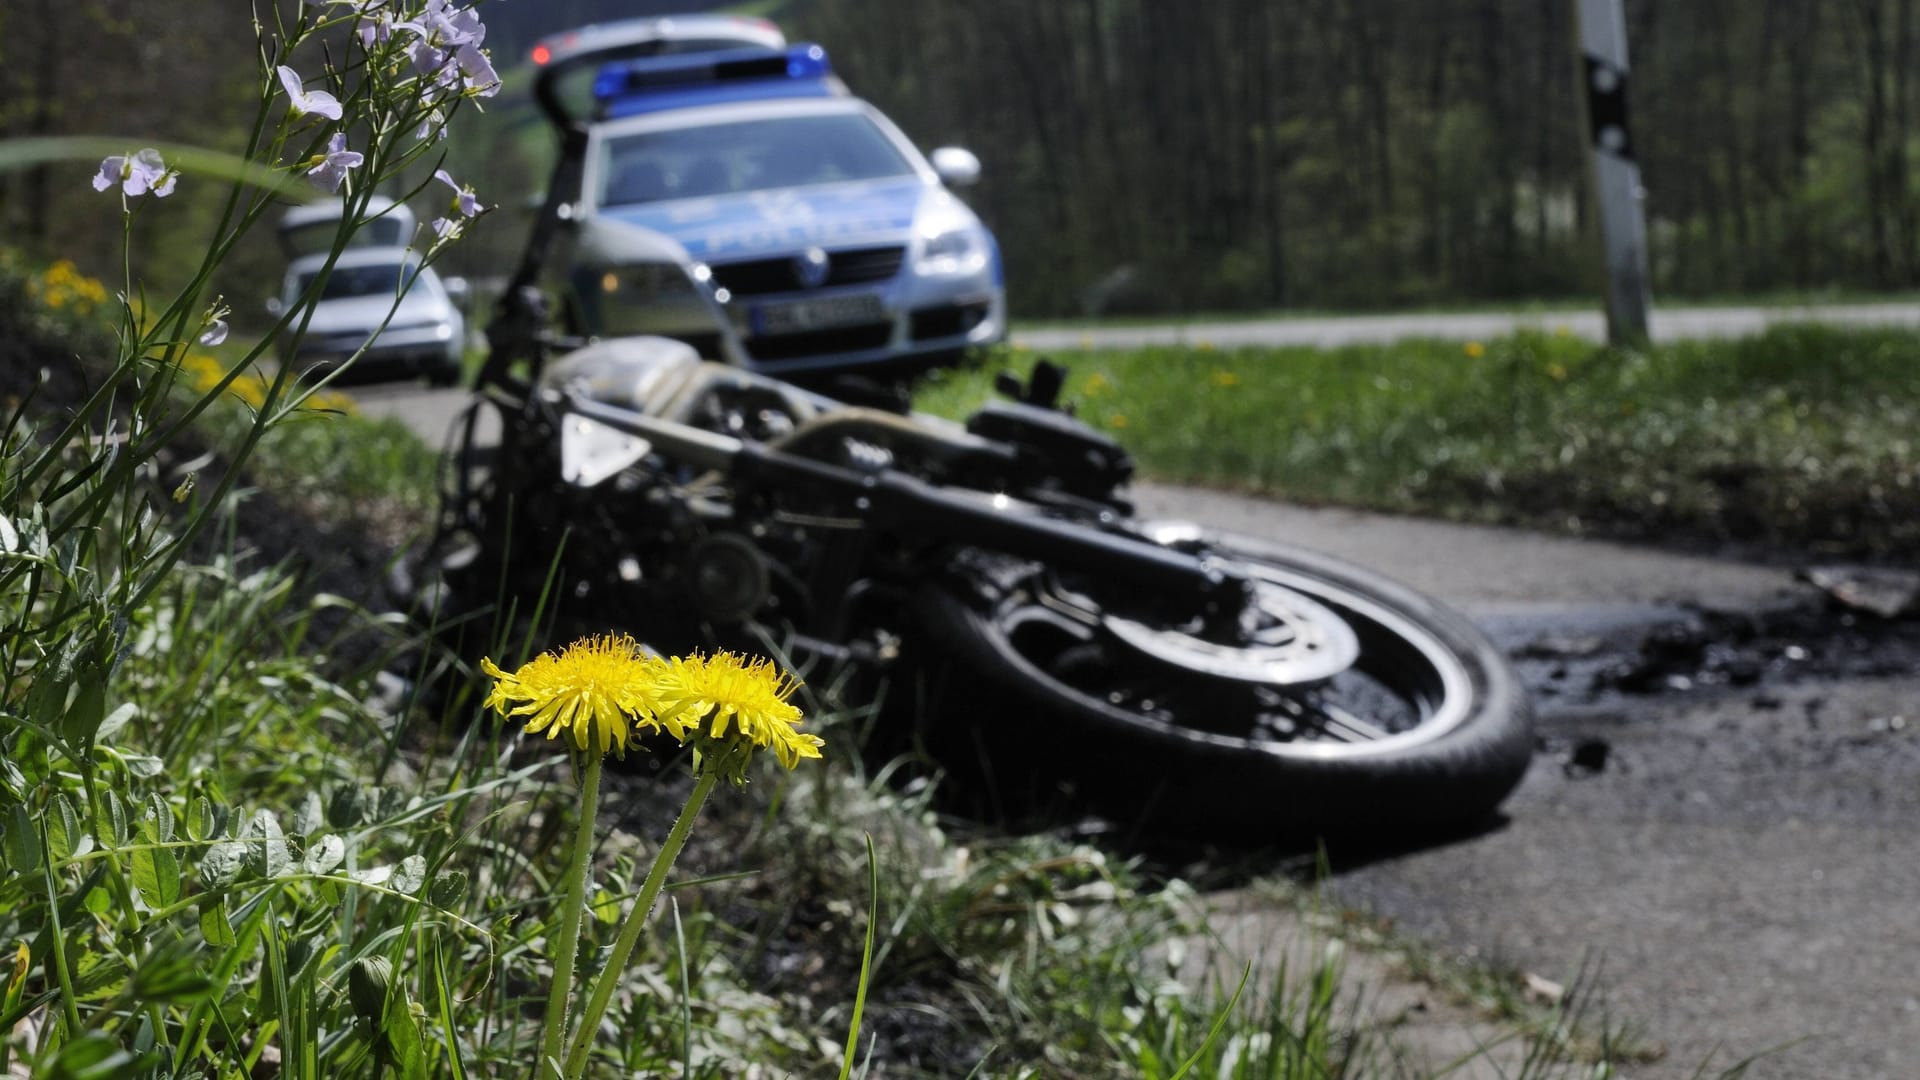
left=599, top=176, right=927, bottom=262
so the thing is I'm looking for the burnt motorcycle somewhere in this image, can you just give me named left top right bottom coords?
left=408, top=31, right=1533, bottom=837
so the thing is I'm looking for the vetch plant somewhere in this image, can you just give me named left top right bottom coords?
left=479, top=635, right=825, bottom=1079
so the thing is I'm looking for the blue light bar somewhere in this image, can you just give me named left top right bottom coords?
left=593, top=43, right=832, bottom=104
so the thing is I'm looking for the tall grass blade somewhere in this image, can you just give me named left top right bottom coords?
left=836, top=833, right=880, bottom=1080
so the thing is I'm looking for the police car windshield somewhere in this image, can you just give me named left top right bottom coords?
left=598, top=113, right=915, bottom=207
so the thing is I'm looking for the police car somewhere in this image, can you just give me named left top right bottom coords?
left=550, top=42, right=1005, bottom=378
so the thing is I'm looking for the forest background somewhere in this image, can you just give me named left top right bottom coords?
left=3, top=0, right=1913, bottom=319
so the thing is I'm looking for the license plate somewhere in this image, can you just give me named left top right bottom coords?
left=753, top=293, right=885, bottom=335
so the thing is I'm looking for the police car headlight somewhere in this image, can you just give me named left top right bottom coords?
left=917, top=226, right=986, bottom=275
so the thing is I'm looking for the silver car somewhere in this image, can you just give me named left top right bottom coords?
left=273, top=248, right=467, bottom=386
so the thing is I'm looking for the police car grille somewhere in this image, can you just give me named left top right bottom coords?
left=709, top=246, right=905, bottom=296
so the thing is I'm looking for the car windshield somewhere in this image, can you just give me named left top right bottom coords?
left=292, top=262, right=426, bottom=302
left=597, top=113, right=915, bottom=207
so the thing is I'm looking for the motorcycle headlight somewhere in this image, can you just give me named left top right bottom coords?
left=916, top=226, right=986, bottom=276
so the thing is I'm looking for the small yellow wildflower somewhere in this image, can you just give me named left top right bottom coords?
left=654, top=652, right=822, bottom=771
left=305, top=390, right=359, bottom=415
left=480, top=634, right=672, bottom=756
left=1082, top=373, right=1111, bottom=397
left=1108, top=413, right=1129, bottom=429
left=1463, top=341, right=1486, bottom=358
left=1545, top=362, right=1569, bottom=381
left=1209, top=369, right=1239, bottom=388
left=227, top=375, right=270, bottom=409
left=1195, top=339, right=1216, bottom=351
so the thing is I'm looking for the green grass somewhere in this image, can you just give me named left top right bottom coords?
left=1010, top=288, right=1920, bottom=330
left=922, top=326, right=1920, bottom=557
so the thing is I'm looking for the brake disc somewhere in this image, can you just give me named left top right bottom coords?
left=1102, top=579, right=1360, bottom=687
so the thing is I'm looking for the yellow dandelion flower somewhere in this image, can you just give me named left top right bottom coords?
left=1195, top=339, right=1216, bottom=351
left=653, top=652, right=822, bottom=770
left=227, top=375, right=270, bottom=409
left=1463, top=341, right=1486, bottom=359
left=304, top=390, right=359, bottom=415
left=1545, top=362, right=1569, bottom=381
left=1082, top=373, right=1111, bottom=397
left=480, top=634, right=673, bottom=756
left=1108, top=413, right=1129, bottom=429
left=1209, top=369, right=1239, bottom=388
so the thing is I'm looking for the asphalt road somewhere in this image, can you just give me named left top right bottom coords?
left=360, top=383, right=1917, bottom=1079
left=1137, top=484, right=1919, bottom=1080
left=1013, top=301, right=1920, bottom=351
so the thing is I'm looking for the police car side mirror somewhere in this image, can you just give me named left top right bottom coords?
left=931, top=147, right=981, bottom=188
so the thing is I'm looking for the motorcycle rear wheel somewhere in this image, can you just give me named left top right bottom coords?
left=912, top=525, right=1533, bottom=838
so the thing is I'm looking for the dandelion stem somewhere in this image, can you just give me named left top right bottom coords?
left=536, top=752, right=601, bottom=1079
left=562, top=762, right=727, bottom=1078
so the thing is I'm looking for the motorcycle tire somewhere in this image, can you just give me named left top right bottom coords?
left=911, top=525, right=1533, bottom=840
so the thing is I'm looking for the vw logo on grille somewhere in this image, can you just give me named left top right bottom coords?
left=792, top=246, right=831, bottom=289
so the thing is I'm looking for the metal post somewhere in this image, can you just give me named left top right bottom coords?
left=1577, top=0, right=1652, bottom=348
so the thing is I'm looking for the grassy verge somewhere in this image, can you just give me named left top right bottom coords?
left=920, top=326, right=1920, bottom=558
left=1010, top=288, right=1920, bottom=330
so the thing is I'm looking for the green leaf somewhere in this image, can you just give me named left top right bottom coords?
left=198, top=900, right=235, bottom=948
left=428, top=869, right=468, bottom=909
left=48, top=794, right=91, bottom=861
left=118, top=754, right=164, bottom=779
left=131, top=844, right=181, bottom=909
left=25, top=643, right=77, bottom=734
left=59, top=675, right=106, bottom=745
left=200, top=840, right=247, bottom=888
left=95, top=702, right=136, bottom=743
left=0, top=136, right=312, bottom=200
left=0, top=513, right=17, bottom=553
left=43, top=1032, right=144, bottom=1080
left=93, top=789, right=128, bottom=847
left=83, top=887, right=111, bottom=915
left=2, top=805, right=40, bottom=872
left=131, top=944, right=212, bottom=1002
left=292, top=791, right=324, bottom=838
left=185, top=796, right=216, bottom=842
left=0, top=756, right=26, bottom=800
left=327, top=785, right=368, bottom=829
left=143, top=794, right=174, bottom=843
left=391, top=854, right=427, bottom=896
left=246, top=810, right=291, bottom=878
left=303, top=834, right=345, bottom=876
left=384, top=999, right=427, bottom=1080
